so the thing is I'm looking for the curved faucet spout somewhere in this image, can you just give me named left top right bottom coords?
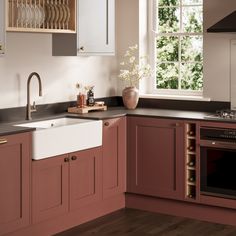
left=26, top=72, right=43, bottom=120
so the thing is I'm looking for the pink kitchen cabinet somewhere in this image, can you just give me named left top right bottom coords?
left=102, top=117, right=127, bottom=199
left=32, top=147, right=102, bottom=224
left=0, top=133, right=31, bottom=236
left=69, top=148, right=102, bottom=210
left=127, top=117, right=185, bottom=200
left=32, top=154, right=69, bottom=224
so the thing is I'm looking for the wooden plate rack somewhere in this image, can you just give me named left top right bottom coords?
left=6, top=0, right=76, bottom=33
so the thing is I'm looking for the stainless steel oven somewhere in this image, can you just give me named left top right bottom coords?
left=200, top=127, right=236, bottom=199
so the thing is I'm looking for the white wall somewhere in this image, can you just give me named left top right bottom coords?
left=116, top=0, right=139, bottom=95
left=0, top=33, right=117, bottom=109
left=203, top=0, right=236, bottom=102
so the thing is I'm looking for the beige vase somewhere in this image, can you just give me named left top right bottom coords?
left=122, top=86, right=139, bottom=109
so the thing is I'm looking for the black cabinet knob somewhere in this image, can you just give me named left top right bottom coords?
left=104, top=122, right=109, bottom=126
left=71, top=156, right=77, bottom=161
left=64, top=157, right=70, bottom=162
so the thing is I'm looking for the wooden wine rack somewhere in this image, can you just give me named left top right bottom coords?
left=6, top=0, right=76, bottom=33
left=185, top=123, right=197, bottom=200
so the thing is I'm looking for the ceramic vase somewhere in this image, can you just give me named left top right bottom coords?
left=122, top=86, right=139, bottom=110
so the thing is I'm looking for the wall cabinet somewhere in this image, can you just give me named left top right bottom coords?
left=77, top=0, right=115, bottom=55
left=6, top=0, right=76, bottom=33
left=0, top=133, right=31, bottom=236
left=102, top=117, right=126, bottom=199
left=127, top=117, right=185, bottom=200
left=0, top=0, right=5, bottom=55
left=52, top=0, right=115, bottom=56
left=32, top=147, right=102, bottom=224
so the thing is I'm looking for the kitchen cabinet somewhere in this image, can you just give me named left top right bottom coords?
left=52, top=0, right=115, bottom=56
left=0, top=0, right=5, bottom=55
left=32, top=154, right=69, bottom=224
left=0, top=132, right=31, bottom=236
left=32, top=147, right=102, bottom=223
left=69, top=148, right=102, bottom=210
left=6, top=0, right=76, bottom=33
left=102, top=117, right=126, bottom=199
left=127, top=117, right=184, bottom=200
left=77, top=0, right=115, bottom=55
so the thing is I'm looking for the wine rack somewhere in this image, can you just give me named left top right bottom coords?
left=185, top=123, right=197, bottom=200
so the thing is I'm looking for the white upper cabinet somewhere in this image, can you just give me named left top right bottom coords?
left=0, top=0, right=5, bottom=55
left=77, top=0, right=115, bottom=55
left=52, top=0, right=115, bottom=56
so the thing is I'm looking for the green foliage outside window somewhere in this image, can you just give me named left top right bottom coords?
left=156, top=0, right=203, bottom=91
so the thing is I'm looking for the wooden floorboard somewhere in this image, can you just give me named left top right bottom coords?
left=55, top=208, right=236, bottom=236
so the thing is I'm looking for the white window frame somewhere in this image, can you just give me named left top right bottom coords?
left=148, top=0, right=203, bottom=97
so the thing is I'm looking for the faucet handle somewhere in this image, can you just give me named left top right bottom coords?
left=31, top=101, right=37, bottom=112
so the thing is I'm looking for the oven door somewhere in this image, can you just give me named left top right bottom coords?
left=200, top=140, right=236, bottom=199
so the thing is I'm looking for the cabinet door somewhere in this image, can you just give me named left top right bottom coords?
left=77, top=0, right=115, bottom=55
left=0, top=133, right=31, bottom=236
left=127, top=117, right=184, bottom=200
left=103, top=117, right=126, bottom=199
left=32, top=155, right=69, bottom=224
left=0, top=0, right=5, bottom=55
left=69, top=147, right=102, bottom=210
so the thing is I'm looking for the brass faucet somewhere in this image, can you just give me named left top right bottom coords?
left=26, top=72, right=43, bottom=120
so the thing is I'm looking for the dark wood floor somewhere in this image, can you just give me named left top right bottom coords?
left=55, top=209, right=236, bottom=236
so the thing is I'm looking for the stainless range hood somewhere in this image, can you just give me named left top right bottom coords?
left=207, top=11, right=236, bottom=32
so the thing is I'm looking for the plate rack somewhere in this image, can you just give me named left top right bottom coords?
left=6, top=0, right=76, bottom=33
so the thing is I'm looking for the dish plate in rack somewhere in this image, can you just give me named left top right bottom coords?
left=61, top=3, right=67, bottom=28
left=58, top=3, right=64, bottom=28
left=25, top=4, right=33, bottom=27
left=65, top=4, right=70, bottom=27
left=38, top=5, right=45, bottom=26
left=50, top=4, right=56, bottom=27
left=53, top=4, right=60, bottom=28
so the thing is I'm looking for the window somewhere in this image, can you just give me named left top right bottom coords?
left=150, top=0, right=203, bottom=95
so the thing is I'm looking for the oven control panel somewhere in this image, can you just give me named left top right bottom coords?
left=200, top=128, right=236, bottom=141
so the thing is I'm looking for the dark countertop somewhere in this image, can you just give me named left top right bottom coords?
left=0, top=125, right=35, bottom=136
left=0, top=106, right=234, bottom=136
left=67, top=107, right=211, bottom=121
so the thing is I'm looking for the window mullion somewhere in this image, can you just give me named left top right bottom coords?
left=178, top=0, right=183, bottom=90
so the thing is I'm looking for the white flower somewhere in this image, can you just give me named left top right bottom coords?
left=124, top=50, right=131, bottom=57
left=129, top=56, right=136, bottom=64
left=129, top=44, right=138, bottom=50
left=118, top=44, right=152, bottom=87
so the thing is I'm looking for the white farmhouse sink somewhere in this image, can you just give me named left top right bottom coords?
left=15, top=118, right=102, bottom=160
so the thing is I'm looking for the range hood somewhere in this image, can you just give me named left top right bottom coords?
left=207, top=11, right=236, bottom=32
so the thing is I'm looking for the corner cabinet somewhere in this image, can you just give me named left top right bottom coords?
left=0, top=132, right=31, bottom=236
left=127, top=117, right=185, bottom=200
left=0, top=0, right=5, bottom=55
left=77, top=0, right=115, bottom=55
left=102, top=117, right=126, bottom=199
left=32, top=147, right=102, bottom=224
left=52, top=0, right=115, bottom=56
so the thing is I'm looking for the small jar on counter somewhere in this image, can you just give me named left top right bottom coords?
left=87, top=87, right=95, bottom=106
left=77, top=93, right=85, bottom=108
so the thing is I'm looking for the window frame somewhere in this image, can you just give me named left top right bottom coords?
left=148, top=0, right=203, bottom=97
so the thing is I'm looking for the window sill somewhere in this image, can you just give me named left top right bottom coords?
left=139, top=94, right=211, bottom=102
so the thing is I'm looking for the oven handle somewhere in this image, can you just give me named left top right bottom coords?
left=200, top=140, right=236, bottom=150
